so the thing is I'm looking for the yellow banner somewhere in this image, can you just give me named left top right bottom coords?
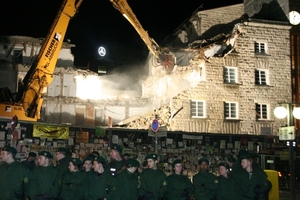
left=33, top=124, right=69, bottom=139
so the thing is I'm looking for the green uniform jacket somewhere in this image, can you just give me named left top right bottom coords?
left=231, top=159, right=261, bottom=179
left=84, top=171, right=116, bottom=200
left=56, top=157, right=70, bottom=177
left=166, top=173, right=193, bottom=200
left=84, top=169, right=94, bottom=176
left=60, top=171, right=87, bottom=200
left=192, top=171, right=218, bottom=200
left=114, top=169, right=139, bottom=200
left=230, top=159, right=242, bottom=182
left=106, top=159, right=126, bottom=175
left=216, top=175, right=240, bottom=200
left=139, top=168, right=167, bottom=200
left=21, top=160, right=36, bottom=171
left=28, top=164, right=60, bottom=199
left=234, top=168, right=271, bottom=200
left=0, top=161, right=29, bottom=200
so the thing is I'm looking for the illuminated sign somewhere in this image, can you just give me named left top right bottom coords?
left=98, top=46, right=106, bottom=57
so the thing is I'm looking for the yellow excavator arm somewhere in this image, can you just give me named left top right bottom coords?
left=110, top=0, right=175, bottom=73
left=0, top=0, right=83, bottom=121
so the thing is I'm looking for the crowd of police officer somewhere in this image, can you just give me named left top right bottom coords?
left=0, top=145, right=272, bottom=200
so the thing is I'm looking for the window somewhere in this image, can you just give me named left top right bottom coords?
left=13, top=49, right=23, bottom=64
left=95, top=108, right=104, bottom=126
left=224, top=102, right=238, bottom=119
left=256, top=103, right=269, bottom=120
left=224, top=66, right=238, bottom=84
left=191, top=100, right=206, bottom=118
left=255, top=42, right=267, bottom=54
left=75, top=105, right=85, bottom=125
left=255, top=69, right=269, bottom=85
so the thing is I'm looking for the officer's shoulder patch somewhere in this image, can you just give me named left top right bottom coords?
left=163, top=180, right=167, bottom=186
left=24, top=177, right=28, bottom=183
left=214, top=179, right=218, bottom=184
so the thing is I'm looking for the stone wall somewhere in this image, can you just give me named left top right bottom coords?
left=168, top=4, right=291, bottom=136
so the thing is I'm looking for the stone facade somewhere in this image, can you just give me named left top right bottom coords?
left=167, top=4, right=291, bottom=135
left=122, top=4, right=292, bottom=136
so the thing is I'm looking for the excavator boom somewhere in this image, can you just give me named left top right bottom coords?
left=110, top=0, right=175, bottom=73
left=0, top=0, right=83, bottom=121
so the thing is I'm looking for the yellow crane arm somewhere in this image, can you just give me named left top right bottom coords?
left=110, top=0, right=175, bottom=72
left=0, top=0, right=83, bottom=121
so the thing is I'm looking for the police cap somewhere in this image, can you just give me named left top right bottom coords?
left=84, top=156, right=93, bottom=162
left=28, top=152, right=37, bottom=157
left=239, top=151, right=251, bottom=160
left=142, top=160, right=148, bottom=167
left=70, top=158, right=82, bottom=167
left=127, top=158, right=140, bottom=167
left=146, top=153, right=158, bottom=160
left=39, top=151, right=53, bottom=159
left=123, top=153, right=131, bottom=157
left=218, top=162, right=230, bottom=170
left=238, top=149, right=249, bottom=158
left=198, top=157, right=209, bottom=165
left=91, top=151, right=100, bottom=157
left=227, top=157, right=236, bottom=163
left=2, top=146, right=17, bottom=155
left=94, top=156, right=106, bottom=164
left=172, top=159, right=182, bottom=168
left=250, top=152, right=259, bottom=159
left=89, top=154, right=97, bottom=160
left=56, top=147, right=69, bottom=153
left=112, top=145, right=123, bottom=154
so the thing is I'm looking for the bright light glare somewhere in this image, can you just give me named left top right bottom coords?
left=292, top=107, right=300, bottom=119
left=157, top=78, right=163, bottom=97
left=123, top=14, right=129, bottom=21
left=274, top=106, right=287, bottom=119
left=75, top=75, right=102, bottom=100
left=189, top=70, right=201, bottom=87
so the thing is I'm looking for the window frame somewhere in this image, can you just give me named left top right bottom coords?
left=13, top=49, right=23, bottom=64
left=224, top=102, right=238, bottom=119
left=255, top=103, right=269, bottom=120
left=223, top=66, right=238, bottom=84
left=254, top=41, right=268, bottom=54
left=191, top=100, right=206, bottom=118
left=255, top=69, right=269, bottom=85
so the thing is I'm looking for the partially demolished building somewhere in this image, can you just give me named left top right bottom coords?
left=0, top=2, right=293, bottom=137
left=118, top=2, right=292, bottom=136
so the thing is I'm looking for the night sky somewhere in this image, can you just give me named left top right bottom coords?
left=0, top=0, right=243, bottom=69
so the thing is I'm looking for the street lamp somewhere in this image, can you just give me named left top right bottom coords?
left=274, top=106, right=288, bottom=119
left=292, top=107, right=300, bottom=119
left=274, top=103, right=298, bottom=200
